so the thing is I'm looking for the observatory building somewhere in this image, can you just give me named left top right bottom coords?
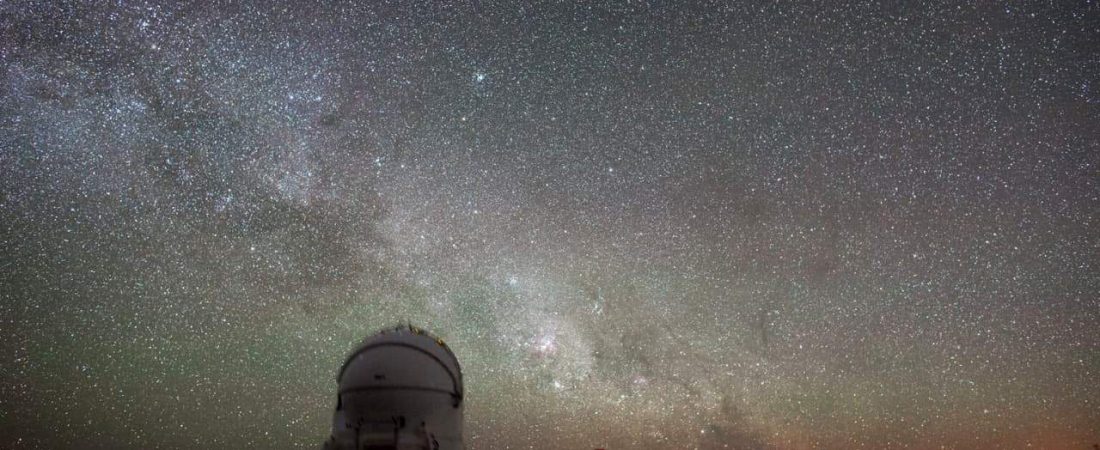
left=323, top=325, right=464, bottom=450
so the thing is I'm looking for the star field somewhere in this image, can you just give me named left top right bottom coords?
left=1, top=1, right=1098, bottom=449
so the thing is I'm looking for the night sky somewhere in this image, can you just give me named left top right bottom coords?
left=2, top=1, right=1099, bottom=449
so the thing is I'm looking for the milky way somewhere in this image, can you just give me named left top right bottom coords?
left=2, top=1, right=1098, bottom=449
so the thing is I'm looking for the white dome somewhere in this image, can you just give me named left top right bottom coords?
left=323, top=325, right=464, bottom=450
